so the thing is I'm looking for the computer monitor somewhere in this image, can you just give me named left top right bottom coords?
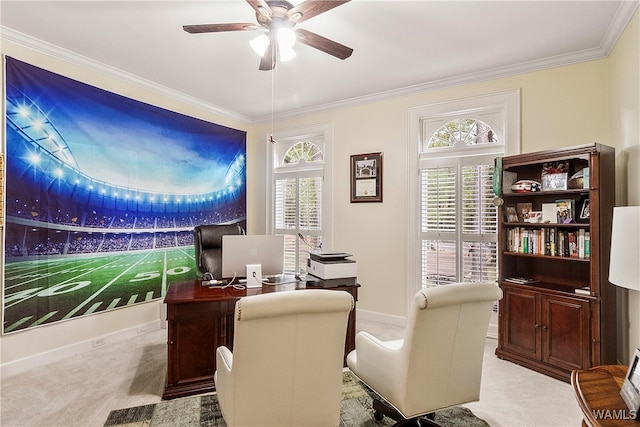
left=221, top=234, right=285, bottom=278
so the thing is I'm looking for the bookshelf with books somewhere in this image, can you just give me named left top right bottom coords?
left=496, top=143, right=616, bottom=382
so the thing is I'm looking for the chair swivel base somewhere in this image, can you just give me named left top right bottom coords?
left=373, top=398, right=440, bottom=427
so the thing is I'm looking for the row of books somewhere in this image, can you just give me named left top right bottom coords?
left=505, top=227, right=590, bottom=258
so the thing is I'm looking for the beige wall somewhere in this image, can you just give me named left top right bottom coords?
left=253, top=59, right=610, bottom=317
left=1, top=8, right=638, bottom=366
left=608, top=8, right=640, bottom=363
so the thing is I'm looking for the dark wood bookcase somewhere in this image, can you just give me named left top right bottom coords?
left=495, top=143, right=617, bottom=382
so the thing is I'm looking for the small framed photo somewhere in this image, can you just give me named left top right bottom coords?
left=541, top=161, right=569, bottom=191
left=620, top=348, right=640, bottom=420
left=517, top=203, right=532, bottom=222
left=542, top=173, right=568, bottom=191
left=350, top=152, right=383, bottom=203
left=580, top=199, right=590, bottom=219
left=504, top=206, right=518, bottom=223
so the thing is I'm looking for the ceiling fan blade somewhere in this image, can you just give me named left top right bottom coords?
left=259, top=42, right=276, bottom=71
left=295, top=28, right=353, bottom=60
left=183, top=23, right=258, bottom=34
left=288, top=0, right=351, bottom=24
left=246, top=0, right=273, bottom=23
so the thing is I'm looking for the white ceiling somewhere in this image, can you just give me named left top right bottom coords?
left=1, top=1, right=638, bottom=122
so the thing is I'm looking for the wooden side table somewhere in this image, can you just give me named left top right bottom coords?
left=572, top=365, right=639, bottom=427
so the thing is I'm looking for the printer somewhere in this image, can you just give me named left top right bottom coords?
left=307, top=252, right=357, bottom=288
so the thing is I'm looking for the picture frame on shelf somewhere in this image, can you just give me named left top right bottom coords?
left=350, top=152, right=383, bottom=203
left=541, top=161, right=569, bottom=191
left=580, top=199, right=590, bottom=219
left=516, top=203, right=532, bottom=222
left=504, top=206, right=518, bottom=223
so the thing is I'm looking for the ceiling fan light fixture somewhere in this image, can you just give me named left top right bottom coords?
left=276, top=27, right=296, bottom=48
left=279, top=44, right=296, bottom=62
left=276, top=27, right=296, bottom=61
left=250, top=33, right=270, bottom=57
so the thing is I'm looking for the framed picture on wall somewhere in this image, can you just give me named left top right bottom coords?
left=350, top=152, right=383, bottom=203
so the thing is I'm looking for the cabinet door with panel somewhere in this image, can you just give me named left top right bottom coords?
left=500, top=285, right=540, bottom=359
left=542, top=293, right=590, bottom=372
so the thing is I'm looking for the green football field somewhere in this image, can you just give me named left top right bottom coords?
left=3, top=247, right=198, bottom=333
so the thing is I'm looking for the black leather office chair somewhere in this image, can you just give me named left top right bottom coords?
left=194, top=224, right=245, bottom=280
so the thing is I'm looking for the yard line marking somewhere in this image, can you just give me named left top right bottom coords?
left=84, top=302, right=103, bottom=315
left=3, top=256, right=140, bottom=309
left=162, top=250, right=168, bottom=295
left=29, top=311, right=59, bottom=327
left=62, top=252, right=155, bottom=320
left=4, top=316, right=34, bottom=333
left=107, top=298, right=121, bottom=310
left=4, top=254, right=136, bottom=290
left=127, top=295, right=138, bottom=305
left=145, top=291, right=155, bottom=301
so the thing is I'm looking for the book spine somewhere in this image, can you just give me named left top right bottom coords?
left=569, top=231, right=578, bottom=258
left=578, top=229, right=585, bottom=259
left=584, top=232, right=590, bottom=259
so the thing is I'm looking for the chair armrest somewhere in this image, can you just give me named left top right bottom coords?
left=214, top=346, right=234, bottom=423
left=348, top=331, right=403, bottom=396
left=217, top=346, right=233, bottom=371
left=214, top=346, right=233, bottom=389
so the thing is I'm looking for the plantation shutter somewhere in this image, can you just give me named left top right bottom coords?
left=420, top=155, right=497, bottom=287
left=421, top=164, right=457, bottom=287
left=461, top=159, right=498, bottom=283
left=274, top=170, right=322, bottom=273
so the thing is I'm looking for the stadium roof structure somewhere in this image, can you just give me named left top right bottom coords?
left=6, top=90, right=246, bottom=213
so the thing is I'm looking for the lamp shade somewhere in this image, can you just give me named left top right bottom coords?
left=609, top=206, right=640, bottom=291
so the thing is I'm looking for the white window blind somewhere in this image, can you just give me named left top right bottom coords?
left=273, top=137, right=325, bottom=274
left=419, top=150, right=498, bottom=287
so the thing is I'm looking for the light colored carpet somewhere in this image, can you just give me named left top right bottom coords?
left=0, top=323, right=584, bottom=426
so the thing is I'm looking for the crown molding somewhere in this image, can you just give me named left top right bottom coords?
left=257, top=1, right=640, bottom=123
left=3, top=0, right=638, bottom=125
left=0, top=27, right=252, bottom=124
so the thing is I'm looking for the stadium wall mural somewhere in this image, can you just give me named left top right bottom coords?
left=3, top=57, right=247, bottom=334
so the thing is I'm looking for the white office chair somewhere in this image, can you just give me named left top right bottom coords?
left=347, top=282, right=502, bottom=426
left=214, top=289, right=354, bottom=427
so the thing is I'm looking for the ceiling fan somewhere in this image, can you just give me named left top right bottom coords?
left=183, top=0, right=353, bottom=71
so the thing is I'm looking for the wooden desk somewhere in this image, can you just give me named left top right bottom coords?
left=162, top=279, right=359, bottom=400
left=572, top=365, right=639, bottom=426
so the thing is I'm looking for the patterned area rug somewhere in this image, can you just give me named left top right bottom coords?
left=104, top=372, right=489, bottom=427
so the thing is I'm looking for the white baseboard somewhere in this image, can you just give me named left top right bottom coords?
left=0, top=320, right=161, bottom=379
left=356, top=308, right=407, bottom=329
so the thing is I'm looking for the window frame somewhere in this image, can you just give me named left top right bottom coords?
left=407, top=90, right=520, bottom=306
left=267, top=123, right=333, bottom=273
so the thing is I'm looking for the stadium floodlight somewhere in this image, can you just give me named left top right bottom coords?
left=17, top=106, right=31, bottom=117
left=28, top=153, right=40, bottom=164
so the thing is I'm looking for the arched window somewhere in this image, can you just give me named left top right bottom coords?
left=283, top=141, right=323, bottom=164
left=270, top=124, right=332, bottom=274
left=410, top=90, right=520, bottom=294
left=427, top=118, right=498, bottom=149
left=420, top=118, right=500, bottom=287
